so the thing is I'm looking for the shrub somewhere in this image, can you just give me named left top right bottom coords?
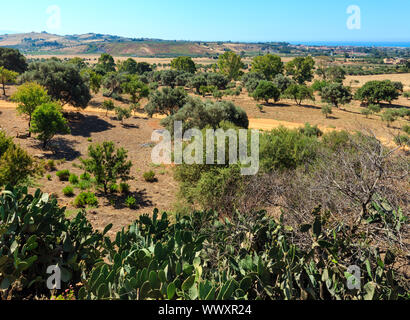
left=259, top=127, right=319, bottom=172
left=78, top=180, right=91, bottom=191
left=321, top=105, right=333, bottom=118
left=125, top=196, right=137, bottom=209
left=361, top=108, right=372, bottom=118
left=45, top=159, right=56, bottom=171
left=62, top=185, right=75, bottom=197
left=299, top=123, right=323, bottom=137
left=74, top=192, right=98, bottom=208
left=109, top=183, right=119, bottom=194
left=368, top=104, right=381, bottom=114
left=143, top=170, right=157, bottom=183
left=394, top=134, right=410, bottom=147
left=119, top=182, right=130, bottom=195
left=0, top=132, right=35, bottom=187
left=80, top=172, right=91, bottom=181
left=69, top=174, right=79, bottom=184
left=46, top=174, right=52, bottom=181
left=251, top=80, right=280, bottom=104
left=56, top=169, right=70, bottom=181
left=30, top=102, right=71, bottom=148
left=81, top=141, right=132, bottom=195
left=322, top=130, right=350, bottom=151
left=402, top=125, right=410, bottom=135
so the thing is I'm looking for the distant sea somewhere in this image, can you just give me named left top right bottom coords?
left=290, top=41, right=410, bottom=48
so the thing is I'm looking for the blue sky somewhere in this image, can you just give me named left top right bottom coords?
left=1, top=0, right=409, bottom=42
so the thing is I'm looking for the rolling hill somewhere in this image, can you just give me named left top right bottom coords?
left=0, top=32, right=288, bottom=57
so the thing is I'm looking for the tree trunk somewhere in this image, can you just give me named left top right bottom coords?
left=28, top=115, right=32, bottom=138
left=2, top=82, right=5, bottom=96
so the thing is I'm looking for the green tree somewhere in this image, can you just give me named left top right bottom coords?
left=252, top=80, right=280, bottom=104
left=135, top=62, right=152, bottom=75
left=251, top=54, right=284, bottom=80
left=0, top=47, right=27, bottom=73
left=11, top=82, right=51, bottom=137
left=325, top=66, right=346, bottom=83
left=284, top=84, right=315, bottom=106
left=217, top=52, right=244, bottom=80
left=320, top=83, right=352, bottom=108
left=0, top=67, right=18, bottom=96
left=81, top=141, right=132, bottom=194
left=118, top=58, right=138, bottom=74
left=189, top=73, right=207, bottom=94
left=171, top=56, right=197, bottom=74
left=115, top=107, right=131, bottom=125
left=88, top=70, right=103, bottom=94
left=68, top=57, right=87, bottom=70
left=30, top=103, right=71, bottom=148
left=0, top=131, right=34, bottom=187
left=122, top=76, right=149, bottom=104
left=354, top=80, right=400, bottom=105
left=161, top=97, right=249, bottom=132
left=285, top=56, right=315, bottom=84
left=381, top=110, right=399, bottom=127
left=145, top=87, right=188, bottom=117
left=101, top=100, right=115, bottom=116
left=102, top=72, right=127, bottom=97
left=160, top=69, right=180, bottom=88
left=321, top=105, right=333, bottom=119
left=95, top=53, right=116, bottom=75
left=20, top=60, right=91, bottom=108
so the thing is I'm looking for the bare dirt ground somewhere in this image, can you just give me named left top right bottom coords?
left=1, top=72, right=409, bottom=234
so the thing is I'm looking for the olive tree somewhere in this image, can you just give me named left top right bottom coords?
left=81, top=141, right=132, bottom=195
left=320, top=83, right=352, bottom=108
left=30, top=103, right=71, bottom=148
left=11, top=82, right=51, bottom=137
left=21, top=60, right=91, bottom=108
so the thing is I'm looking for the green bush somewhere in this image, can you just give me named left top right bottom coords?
left=259, top=127, right=319, bottom=172
left=74, top=192, right=99, bottom=208
left=109, top=183, right=119, bottom=194
left=80, top=172, right=91, bottom=181
left=125, top=196, right=137, bottom=209
left=69, top=174, right=79, bottom=184
left=394, top=134, right=410, bottom=147
left=402, top=125, right=410, bottom=135
left=119, top=182, right=130, bottom=194
left=78, top=180, right=91, bottom=191
left=46, top=174, right=52, bottom=181
left=143, top=171, right=157, bottom=183
left=0, top=131, right=35, bottom=187
left=62, top=185, right=75, bottom=197
left=299, top=123, right=323, bottom=137
left=56, top=169, right=70, bottom=181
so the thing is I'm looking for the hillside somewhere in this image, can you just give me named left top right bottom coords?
left=0, top=32, right=283, bottom=57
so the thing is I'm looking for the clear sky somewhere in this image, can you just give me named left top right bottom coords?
left=1, top=0, right=409, bottom=42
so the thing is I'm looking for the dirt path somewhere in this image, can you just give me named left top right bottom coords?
left=0, top=100, right=397, bottom=147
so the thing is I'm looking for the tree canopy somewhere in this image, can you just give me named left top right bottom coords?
left=0, top=48, right=27, bottom=74
left=251, top=54, right=284, bottom=80
left=217, top=52, right=244, bottom=80
left=285, top=56, right=315, bottom=84
left=171, top=56, right=197, bottom=74
left=30, top=102, right=71, bottom=148
left=11, top=82, right=51, bottom=136
left=21, top=60, right=91, bottom=108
